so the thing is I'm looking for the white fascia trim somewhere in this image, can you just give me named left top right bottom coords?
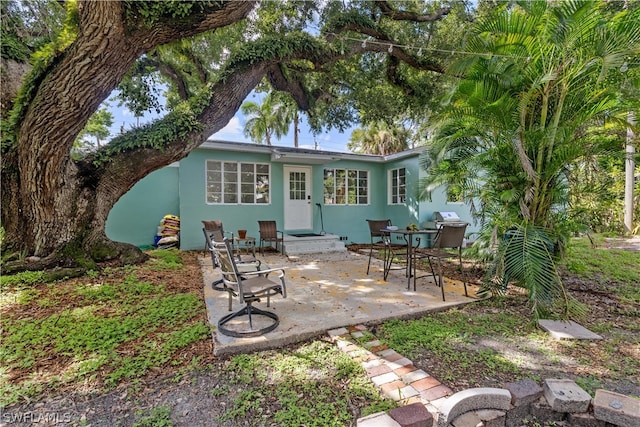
left=383, top=145, right=427, bottom=161
left=200, top=139, right=386, bottom=163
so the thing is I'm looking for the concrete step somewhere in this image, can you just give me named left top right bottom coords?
left=282, top=234, right=346, bottom=255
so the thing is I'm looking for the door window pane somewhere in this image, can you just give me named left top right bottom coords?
left=290, top=171, right=306, bottom=200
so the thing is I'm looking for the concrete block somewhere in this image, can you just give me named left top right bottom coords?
left=412, top=376, right=442, bottom=392
left=341, top=343, right=360, bottom=353
left=530, top=396, right=566, bottom=424
left=504, top=379, right=543, bottom=406
left=543, top=378, right=591, bottom=413
left=363, top=339, right=382, bottom=348
left=436, top=388, right=511, bottom=427
left=407, top=397, right=426, bottom=406
left=429, top=397, right=449, bottom=412
left=566, top=411, right=606, bottom=427
left=362, top=358, right=384, bottom=369
left=389, top=402, right=434, bottom=427
left=366, top=363, right=392, bottom=377
left=386, top=357, right=414, bottom=370
left=351, top=331, right=365, bottom=339
left=335, top=339, right=352, bottom=349
left=357, top=411, right=401, bottom=427
left=593, top=389, right=640, bottom=427
left=425, top=402, right=441, bottom=417
left=379, top=349, right=404, bottom=361
left=395, top=364, right=419, bottom=377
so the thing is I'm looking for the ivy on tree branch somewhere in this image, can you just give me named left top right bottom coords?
left=375, top=0, right=451, bottom=22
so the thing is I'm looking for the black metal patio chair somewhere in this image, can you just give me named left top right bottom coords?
left=212, top=238, right=287, bottom=337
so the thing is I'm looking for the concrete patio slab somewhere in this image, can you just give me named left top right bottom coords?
left=202, top=250, right=479, bottom=356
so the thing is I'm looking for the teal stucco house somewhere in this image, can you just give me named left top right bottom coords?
left=105, top=140, right=476, bottom=252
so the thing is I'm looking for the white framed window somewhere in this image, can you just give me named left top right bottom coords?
left=323, top=168, right=369, bottom=205
left=206, top=160, right=270, bottom=204
left=389, top=167, right=406, bottom=205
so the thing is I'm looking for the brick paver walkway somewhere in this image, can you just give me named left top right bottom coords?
left=328, top=325, right=453, bottom=407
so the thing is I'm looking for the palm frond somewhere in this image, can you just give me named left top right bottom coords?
left=480, top=223, right=584, bottom=319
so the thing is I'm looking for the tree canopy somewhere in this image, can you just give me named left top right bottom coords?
left=1, top=0, right=462, bottom=271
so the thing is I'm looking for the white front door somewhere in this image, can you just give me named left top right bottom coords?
left=284, top=166, right=312, bottom=230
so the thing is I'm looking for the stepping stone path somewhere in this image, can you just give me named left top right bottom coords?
left=538, top=319, right=603, bottom=340
left=327, top=325, right=639, bottom=427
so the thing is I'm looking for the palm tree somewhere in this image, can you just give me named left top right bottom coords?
left=347, top=121, right=409, bottom=155
left=271, top=91, right=301, bottom=148
left=419, top=1, right=640, bottom=317
left=241, top=93, right=290, bottom=145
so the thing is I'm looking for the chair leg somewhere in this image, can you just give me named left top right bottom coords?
left=438, top=259, right=446, bottom=301
left=458, top=251, right=468, bottom=297
left=412, top=252, right=418, bottom=292
left=227, top=288, right=234, bottom=311
left=383, top=246, right=391, bottom=280
left=210, top=279, right=235, bottom=311
left=427, top=256, right=438, bottom=286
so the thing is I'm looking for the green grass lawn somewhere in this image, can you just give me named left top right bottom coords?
left=0, top=250, right=210, bottom=405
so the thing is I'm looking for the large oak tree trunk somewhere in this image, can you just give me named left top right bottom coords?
left=1, top=1, right=257, bottom=272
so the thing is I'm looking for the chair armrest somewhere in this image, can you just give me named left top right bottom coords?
left=236, top=261, right=262, bottom=273
left=237, top=256, right=260, bottom=268
left=241, top=267, right=286, bottom=278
